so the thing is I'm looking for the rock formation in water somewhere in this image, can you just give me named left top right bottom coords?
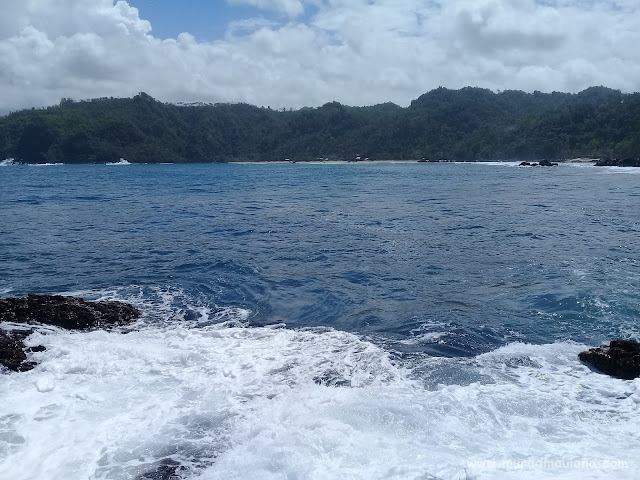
left=519, top=160, right=558, bottom=167
left=0, top=294, right=141, bottom=372
left=0, top=329, right=40, bottom=372
left=594, top=157, right=640, bottom=167
left=578, top=340, right=640, bottom=379
left=136, top=458, right=187, bottom=480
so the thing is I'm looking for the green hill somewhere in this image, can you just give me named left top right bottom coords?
left=1, top=87, right=638, bottom=163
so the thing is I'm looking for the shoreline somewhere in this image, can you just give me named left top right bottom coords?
left=228, top=159, right=420, bottom=165
left=1, top=158, right=604, bottom=166
left=229, top=158, right=599, bottom=165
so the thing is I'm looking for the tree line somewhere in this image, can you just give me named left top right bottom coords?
left=0, top=86, right=638, bottom=164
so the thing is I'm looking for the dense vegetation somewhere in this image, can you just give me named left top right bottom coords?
left=1, top=87, right=639, bottom=163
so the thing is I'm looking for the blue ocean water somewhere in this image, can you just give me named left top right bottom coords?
left=1, top=162, right=639, bottom=479
left=2, top=162, right=638, bottom=352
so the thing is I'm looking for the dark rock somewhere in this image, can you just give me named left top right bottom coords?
left=136, top=458, right=188, bottom=480
left=619, top=157, right=640, bottom=167
left=519, top=162, right=531, bottom=166
left=1, top=294, right=141, bottom=372
left=595, top=157, right=640, bottom=167
left=26, top=345, right=47, bottom=353
left=0, top=329, right=37, bottom=372
left=538, top=159, right=558, bottom=166
left=313, top=370, right=352, bottom=387
left=0, top=294, right=141, bottom=330
left=594, top=156, right=617, bottom=166
left=578, top=339, right=640, bottom=379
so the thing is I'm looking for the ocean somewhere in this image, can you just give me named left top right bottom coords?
left=0, top=161, right=639, bottom=479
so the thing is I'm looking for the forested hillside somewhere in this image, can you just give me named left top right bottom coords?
left=1, top=87, right=638, bottom=163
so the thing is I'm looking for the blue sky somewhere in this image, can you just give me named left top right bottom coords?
left=127, top=0, right=266, bottom=41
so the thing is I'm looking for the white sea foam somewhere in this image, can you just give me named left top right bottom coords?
left=398, top=331, right=447, bottom=345
left=466, top=161, right=522, bottom=167
left=106, top=158, right=132, bottom=165
left=598, top=166, right=640, bottom=174
left=1, top=298, right=638, bottom=480
left=400, top=321, right=449, bottom=345
left=0, top=158, right=18, bottom=166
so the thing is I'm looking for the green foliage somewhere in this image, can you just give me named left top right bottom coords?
left=0, top=87, right=638, bottom=163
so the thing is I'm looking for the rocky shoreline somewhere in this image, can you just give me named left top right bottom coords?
left=4, top=294, right=640, bottom=384
left=0, top=294, right=140, bottom=372
left=594, top=157, right=640, bottom=167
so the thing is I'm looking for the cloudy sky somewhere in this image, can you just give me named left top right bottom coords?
left=1, top=0, right=639, bottom=112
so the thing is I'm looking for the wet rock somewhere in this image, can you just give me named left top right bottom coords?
left=618, top=157, right=640, bottom=167
left=1, top=294, right=140, bottom=372
left=136, top=458, right=188, bottom=480
left=595, top=157, right=640, bottom=167
left=0, top=329, right=37, bottom=372
left=595, top=156, right=617, bottom=166
left=520, top=160, right=558, bottom=167
left=578, top=340, right=640, bottom=380
left=538, top=159, right=558, bottom=166
left=313, top=370, right=352, bottom=387
left=0, top=294, right=141, bottom=330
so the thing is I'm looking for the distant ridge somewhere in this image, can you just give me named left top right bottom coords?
left=0, top=87, right=638, bottom=164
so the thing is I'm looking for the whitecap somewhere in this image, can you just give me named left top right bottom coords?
left=1, top=318, right=638, bottom=480
left=106, top=158, right=132, bottom=165
left=1, top=289, right=638, bottom=480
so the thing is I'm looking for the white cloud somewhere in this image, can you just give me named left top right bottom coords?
left=227, top=0, right=306, bottom=18
left=0, top=0, right=639, bottom=112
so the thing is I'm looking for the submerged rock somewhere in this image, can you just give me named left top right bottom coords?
left=313, top=369, right=352, bottom=387
left=0, top=294, right=140, bottom=372
left=136, top=458, right=188, bottom=480
left=578, top=340, right=640, bottom=380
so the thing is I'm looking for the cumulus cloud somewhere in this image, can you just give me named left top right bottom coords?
left=0, top=0, right=639, bottom=112
left=227, top=0, right=307, bottom=18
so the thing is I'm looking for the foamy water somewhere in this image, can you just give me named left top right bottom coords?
left=1, top=293, right=638, bottom=480
left=106, top=159, right=132, bottom=166
left=2, top=162, right=639, bottom=479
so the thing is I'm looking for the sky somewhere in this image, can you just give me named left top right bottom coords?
left=1, top=0, right=639, bottom=112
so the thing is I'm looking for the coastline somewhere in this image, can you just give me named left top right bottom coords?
left=0, top=158, right=606, bottom=166
left=228, top=159, right=420, bottom=165
left=227, top=158, right=599, bottom=165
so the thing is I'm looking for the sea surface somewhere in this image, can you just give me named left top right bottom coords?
left=0, top=161, right=639, bottom=479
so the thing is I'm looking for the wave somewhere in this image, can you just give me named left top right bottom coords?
left=474, top=161, right=522, bottom=166
left=597, top=166, right=640, bottom=174
left=1, top=289, right=638, bottom=479
left=0, top=158, right=19, bottom=166
left=106, top=158, right=132, bottom=165
left=26, top=162, right=64, bottom=167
